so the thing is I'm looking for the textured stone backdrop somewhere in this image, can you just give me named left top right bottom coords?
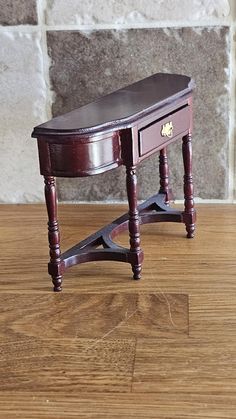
left=0, top=0, right=235, bottom=202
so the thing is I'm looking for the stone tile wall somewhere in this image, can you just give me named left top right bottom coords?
left=0, top=0, right=235, bottom=202
left=0, top=0, right=38, bottom=26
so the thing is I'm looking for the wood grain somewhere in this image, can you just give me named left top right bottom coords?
left=133, top=338, right=236, bottom=393
left=0, top=204, right=236, bottom=417
left=0, top=338, right=135, bottom=393
left=0, top=293, right=188, bottom=341
left=1, top=392, right=236, bottom=419
left=190, top=293, right=236, bottom=340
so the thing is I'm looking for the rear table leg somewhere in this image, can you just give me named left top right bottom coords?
left=159, top=147, right=170, bottom=205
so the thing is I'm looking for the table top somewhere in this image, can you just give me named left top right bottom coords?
left=32, top=73, right=194, bottom=137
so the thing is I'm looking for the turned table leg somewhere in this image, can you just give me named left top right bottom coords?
left=126, top=166, right=143, bottom=279
left=159, top=147, right=170, bottom=205
left=182, top=134, right=196, bottom=238
left=44, top=176, right=63, bottom=291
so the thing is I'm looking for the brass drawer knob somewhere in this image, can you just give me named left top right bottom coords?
left=161, top=121, right=173, bottom=138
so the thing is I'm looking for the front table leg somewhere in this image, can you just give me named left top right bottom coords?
left=182, top=134, right=196, bottom=238
left=126, top=166, right=143, bottom=279
left=44, top=176, right=63, bottom=291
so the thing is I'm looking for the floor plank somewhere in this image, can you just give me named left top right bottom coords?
left=0, top=293, right=188, bottom=341
left=0, top=337, right=136, bottom=393
left=190, top=293, right=236, bottom=340
left=0, top=392, right=235, bottom=418
left=133, top=338, right=236, bottom=394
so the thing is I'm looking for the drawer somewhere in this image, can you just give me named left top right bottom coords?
left=37, top=132, right=122, bottom=177
left=138, top=105, right=190, bottom=157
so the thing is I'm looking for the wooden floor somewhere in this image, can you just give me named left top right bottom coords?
left=0, top=203, right=236, bottom=418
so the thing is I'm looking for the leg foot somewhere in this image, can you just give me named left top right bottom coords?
left=186, top=224, right=195, bottom=239
left=52, top=275, right=63, bottom=292
left=132, top=264, right=142, bottom=280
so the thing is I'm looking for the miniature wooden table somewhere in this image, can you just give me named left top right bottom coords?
left=32, top=73, right=196, bottom=292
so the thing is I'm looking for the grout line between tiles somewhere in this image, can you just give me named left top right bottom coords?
left=57, top=198, right=236, bottom=205
left=228, top=22, right=236, bottom=201
left=0, top=22, right=231, bottom=33
left=37, top=0, right=53, bottom=120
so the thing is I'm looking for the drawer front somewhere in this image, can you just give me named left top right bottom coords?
left=138, top=106, right=190, bottom=157
left=37, top=132, right=122, bottom=177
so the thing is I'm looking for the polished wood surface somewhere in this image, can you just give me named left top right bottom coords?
left=126, top=166, right=143, bottom=279
left=159, top=147, right=170, bottom=204
left=0, top=204, right=236, bottom=417
left=32, top=73, right=193, bottom=136
left=44, top=176, right=63, bottom=292
left=182, top=133, right=195, bottom=238
left=138, top=104, right=190, bottom=157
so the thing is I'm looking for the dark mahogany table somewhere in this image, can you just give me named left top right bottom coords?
left=32, top=73, right=196, bottom=292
